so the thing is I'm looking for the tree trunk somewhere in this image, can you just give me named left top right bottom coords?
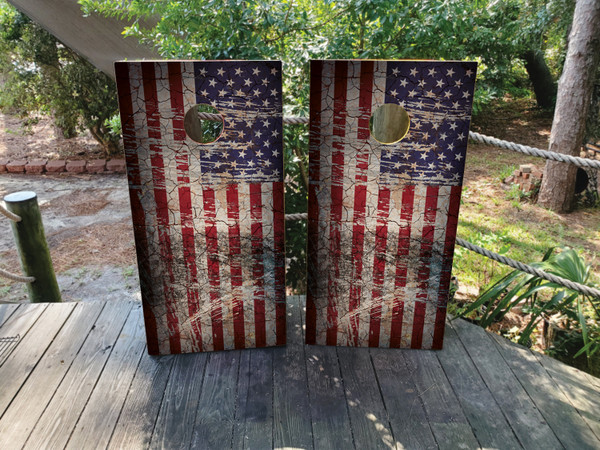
left=537, top=0, right=600, bottom=213
left=522, top=49, right=557, bottom=109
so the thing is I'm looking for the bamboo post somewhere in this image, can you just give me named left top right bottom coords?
left=4, top=191, right=61, bottom=303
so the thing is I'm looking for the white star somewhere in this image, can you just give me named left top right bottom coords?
left=255, top=130, right=263, bottom=138
left=390, top=89, right=398, bottom=97
left=418, top=79, right=426, bottom=88
left=449, top=122, right=458, bottom=131
left=425, top=90, right=435, bottom=98
left=244, top=78, right=252, bottom=86
left=410, top=67, right=418, bottom=77
left=399, top=100, right=406, bottom=107
left=200, top=89, right=209, bottom=97
left=455, top=153, right=463, bottom=161
left=271, top=67, right=278, bottom=75
left=271, top=129, right=279, bottom=137
left=273, top=169, right=280, bottom=177
left=264, top=160, right=271, bottom=166
left=252, top=67, right=260, bottom=76
left=261, top=77, right=269, bottom=86
left=235, top=89, right=244, bottom=96
left=436, top=79, right=445, bottom=88
left=465, top=69, right=474, bottom=77
left=402, top=152, right=411, bottom=160
left=392, top=67, right=400, bottom=76
left=452, top=101, right=460, bottom=109
left=446, top=68, right=455, bottom=77
left=444, top=91, right=453, bottom=99
left=394, top=161, right=402, bottom=169
left=428, top=68, right=437, bottom=77
left=208, top=78, right=217, bottom=87
left=239, top=149, right=246, bottom=158
left=440, top=132, right=448, bottom=140
left=412, top=121, right=421, bottom=130
left=458, top=133, right=466, bottom=141
left=227, top=99, right=235, bottom=108
left=422, top=132, right=430, bottom=140
left=448, top=142, right=455, bottom=150
left=264, top=140, right=271, bottom=148
left=218, top=89, right=227, bottom=96
left=438, top=153, right=446, bottom=161
left=247, top=160, right=255, bottom=167
left=420, top=152, right=429, bottom=160
left=227, top=79, right=235, bottom=87
left=226, top=117, right=236, bottom=127
left=410, top=162, right=418, bottom=170
left=270, top=89, right=278, bottom=96
left=445, top=162, right=453, bottom=170
left=217, top=67, right=225, bottom=76
left=199, top=67, right=207, bottom=76
left=214, top=160, right=222, bottom=168
left=455, top=79, right=463, bottom=87
left=262, top=99, right=270, bottom=107
left=428, top=162, right=436, bottom=169
left=231, top=160, right=237, bottom=169
left=272, top=149, right=280, bottom=157
left=245, top=119, right=253, bottom=127
left=408, top=90, right=417, bottom=97
left=432, top=122, right=440, bottom=130
left=416, top=100, right=424, bottom=109
left=245, top=99, right=253, bottom=108
left=255, top=149, right=263, bottom=158
left=462, top=91, right=471, bottom=99
left=400, top=78, right=408, bottom=87
left=434, top=101, right=442, bottom=109
left=253, top=88, right=261, bottom=97
left=238, top=130, right=245, bottom=139
left=234, top=67, right=243, bottom=76
left=262, top=119, right=270, bottom=128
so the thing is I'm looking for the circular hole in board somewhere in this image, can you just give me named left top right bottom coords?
left=184, top=103, right=224, bottom=144
left=369, top=103, right=410, bottom=144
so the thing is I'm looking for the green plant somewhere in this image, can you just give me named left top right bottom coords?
left=458, top=247, right=600, bottom=368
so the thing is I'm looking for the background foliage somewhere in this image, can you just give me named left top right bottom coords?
left=0, top=1, right=121, bottom=155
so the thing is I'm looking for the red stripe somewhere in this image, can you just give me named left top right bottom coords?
left=250, top=183, right=267, bottom=348
left=411, top=185, right=439, bottom=349
left=368, top=187, right=391, bottom=347
left=306, top=60, right=322, bottom=345
left=142, top=62, right=181, bottom=354
left=226, top=184, right=245, bottom=349
left=432, top=185, right=462, bottom=349
left=326, top=61, right=348, bottom=346
left=347, top=61, right=374, bottom=346
left=168, top=62, right=203, bottom=351
left=272, top=181, right=286, bottom=346
left=389, top=185, right=415, bottom=348
left=202, top=187, right=224, bottom=351
left=115, top=62, right=159, bottom=355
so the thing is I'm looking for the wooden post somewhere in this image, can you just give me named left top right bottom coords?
left=4, top=191, right=61, bottom=303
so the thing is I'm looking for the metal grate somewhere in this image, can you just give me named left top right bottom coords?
left=0, top=335, right=20, bottom=366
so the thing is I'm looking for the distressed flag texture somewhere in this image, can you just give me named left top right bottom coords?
left=115, top=60, right=285, bottom=355
left=306, top=60, right=477, bottom=349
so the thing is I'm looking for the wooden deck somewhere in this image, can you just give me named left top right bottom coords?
left=0, top=297, right=598, bottom=450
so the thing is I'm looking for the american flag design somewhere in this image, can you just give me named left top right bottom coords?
left=306, top=60, right=477, bottom=349
left=115, top=61, right=285, bottom=355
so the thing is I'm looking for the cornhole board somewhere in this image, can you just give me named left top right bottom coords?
left=115, top=60, right=286, bottom=355
left=306, top=60, right=477, bottom=349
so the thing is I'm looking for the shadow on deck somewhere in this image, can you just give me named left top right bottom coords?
left=0, top=296, right=598, bottom=449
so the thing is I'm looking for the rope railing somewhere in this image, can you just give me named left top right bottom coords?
left=0, top=267, right=34, bottom=283
left=0, top=203, right=21, bottom=222
left=284, top=213, right=600, bottom=299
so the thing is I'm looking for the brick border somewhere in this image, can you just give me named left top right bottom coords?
left=0, top=158, right=126, bottom=175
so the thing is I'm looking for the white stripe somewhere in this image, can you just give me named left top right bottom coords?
left=357, top=61, right=387, bottom=346
left=314, top=61, right=335, bottom=345
left=214, top=185, right=235, bottom=350
left=336, top=61, right=361, bottom=346
left=261, top=182, right=277, bottom=347
left=421, top=186, right=452, bottom=348
left=400, top=183, right=428, bottom=348
left=129, top=62, right=170, bottom=355
left=237, top=183, right=256, bottom=347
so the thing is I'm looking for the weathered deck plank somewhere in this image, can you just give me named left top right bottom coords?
left=272, top=296, right=313, bottom=449
left=437, top=323, right=522, bottom=449
left=0, top=298, right=598, bottom=450
left=489, top=331, right=599, bottom=449
left=66, top=302, right=145, bottom=450
left=0, top=302, right=105, bottom=450
left=0, top=303, right=74, bottom=416
left=24, top=301, right=134, bottom=450
left=452, top=317, right=563, bottom=449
